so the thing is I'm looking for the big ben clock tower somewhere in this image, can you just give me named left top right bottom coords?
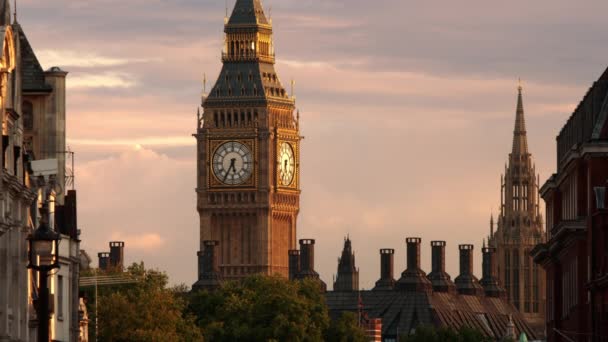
left=193, top=0, right=300, bottom=283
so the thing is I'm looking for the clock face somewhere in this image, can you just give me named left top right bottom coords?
left=212, top=141, right=253, bottom=185
left=278, top=142, right=295, bottom=186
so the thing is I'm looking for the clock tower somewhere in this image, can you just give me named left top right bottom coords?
left=193, top=0, right=300, bottom=283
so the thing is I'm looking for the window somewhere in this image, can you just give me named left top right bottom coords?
left=532, top=262, right=539, bottom=313
left=57, top=275, right=64, bottom=320
left=513, top=249, right=520, bottom=309
left=524, top=251, right=530, bottom=312
left=505, top=250, right=511, bottom=300
left=23, top=101, right=33, bottom=131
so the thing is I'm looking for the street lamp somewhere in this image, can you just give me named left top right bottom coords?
left=27, top=201, right=60, bottom=342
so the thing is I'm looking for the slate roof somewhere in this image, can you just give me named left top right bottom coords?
left=227, top=0, right=269, bottom=26
left=557, top=65, right=608, bottom=164
left=16, top=24, right=52, bottom=93
left=325, top=290, right=537, bottom=340
left=204, top=59, right=290, bottom=107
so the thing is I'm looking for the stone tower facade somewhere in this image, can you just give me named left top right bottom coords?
left=333, top=237, right=359, bottom=291
left=488, top=85, right=546, bottom=332
left=194, top=0, right=300, bottom=283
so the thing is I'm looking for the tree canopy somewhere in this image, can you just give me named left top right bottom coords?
left=95, top=263, right=202, bottom=341
left=187, top=274, right=366, bottom=342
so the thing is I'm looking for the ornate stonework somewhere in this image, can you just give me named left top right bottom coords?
left=194, top=0, right=300, bottom=283
left=488, top=85, right=546, bottom=334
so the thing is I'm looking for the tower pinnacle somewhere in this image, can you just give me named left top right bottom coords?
left=512, top=82, right=528, bottom=155
left=227, top=0, right=269, bottom=26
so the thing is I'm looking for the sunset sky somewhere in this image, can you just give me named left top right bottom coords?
left=19, top=0, right=608, bottom=288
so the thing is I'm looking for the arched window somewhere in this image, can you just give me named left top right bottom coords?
left=512, top=249, right=520, bottom=309
left=524, top=250, right=531, bottom=312
left=23, top=101, right=33, bottom=131
left=505, top=250, right=511, bottom=300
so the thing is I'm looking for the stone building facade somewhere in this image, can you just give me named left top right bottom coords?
left=488, top=85, right=546, bottom=334
left=0, top=3, right=37, bottom=340
left=0, top=2, right=79, bottom=340
left=194, top=0, right=300, bottom=285
left=532, top=66, right=608, bottom=342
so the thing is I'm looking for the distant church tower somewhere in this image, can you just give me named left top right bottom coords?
left=333, top=237, right=359, bottom=291
left=488, top=84, right=545, bottom=332
left=193, top=0, right=300, bottom=283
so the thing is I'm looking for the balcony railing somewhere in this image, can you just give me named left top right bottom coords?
left=222, top=52, right=275, bottom=63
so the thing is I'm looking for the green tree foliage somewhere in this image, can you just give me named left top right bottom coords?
left=96, top=263, right=202, bottom=341
left=324, top=311, right=367, bottom=342
left=189, top=274, right=360, bottom=342
left=399, top=325, right=493, bottom=342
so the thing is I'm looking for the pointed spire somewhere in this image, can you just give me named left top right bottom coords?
left=227, top=0, right=269, bottom=26
left=512, top=80, right=529, bottom=155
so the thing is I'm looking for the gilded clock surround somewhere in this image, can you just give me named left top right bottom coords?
left=276, top=137, right=299, bottom=191
left=208, top=139, right=257, bottom=189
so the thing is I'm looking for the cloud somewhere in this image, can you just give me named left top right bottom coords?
left=77, top=147, right=198, bottom=280
left=277, top=13, right=360, bottom=30
left=37, top=49, right=160, bottom=68
left=16, top=0, right=605, bottom=289
left=108, top=233, right=165, bottom=250
left=68, top=136, right=195, bottom=148
left=68, top=72, right=137, bottom=89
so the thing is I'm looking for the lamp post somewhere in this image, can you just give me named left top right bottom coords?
left=27, top=201, right=60, bottom=342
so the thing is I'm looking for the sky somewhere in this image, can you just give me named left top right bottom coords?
left=18, top=0, right=608, bottom=288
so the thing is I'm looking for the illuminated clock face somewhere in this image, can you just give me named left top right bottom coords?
left=212, top=141, right=253, bottom=185
left=278, top=142, right=295, bottom=186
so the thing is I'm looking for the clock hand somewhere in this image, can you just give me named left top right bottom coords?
left=223, top=159, right=237, bottom=182
left=283, top=160, right=289, bottom=180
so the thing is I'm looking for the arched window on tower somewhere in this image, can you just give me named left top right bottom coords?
left=505, top=250, right=511, bottom=301
left=532, top=260, right=539, bottom=313
left=512, top=249, right=520, bottom=310
left=23, top=101, right=33, bottom=131
left=524, top=249, right=531, bottom=312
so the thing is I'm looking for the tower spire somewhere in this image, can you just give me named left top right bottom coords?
left=227, top=0, right=269, bottom=26
left=512, top=80, right=529, bottom=155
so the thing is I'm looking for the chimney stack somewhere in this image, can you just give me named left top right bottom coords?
left=480, top=246, right=506, bottom=298
left=396, top=238, right=432, bottom=293
left=192, top=240, right=223, bottom=291
left=98, top=252, right=110, bottom=271
left=373, top=249, right=396, bottom=291
left=427, top=241, right=456, bottom=293
left=300, top=239, right=315, bottom=272
left=295, top=239, right=326, bottom=291
left=454, top=244, right=484, bottom=296
left=109, top=241, right=125, bottom=270
left=288, top=250, right=300, bottom=280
